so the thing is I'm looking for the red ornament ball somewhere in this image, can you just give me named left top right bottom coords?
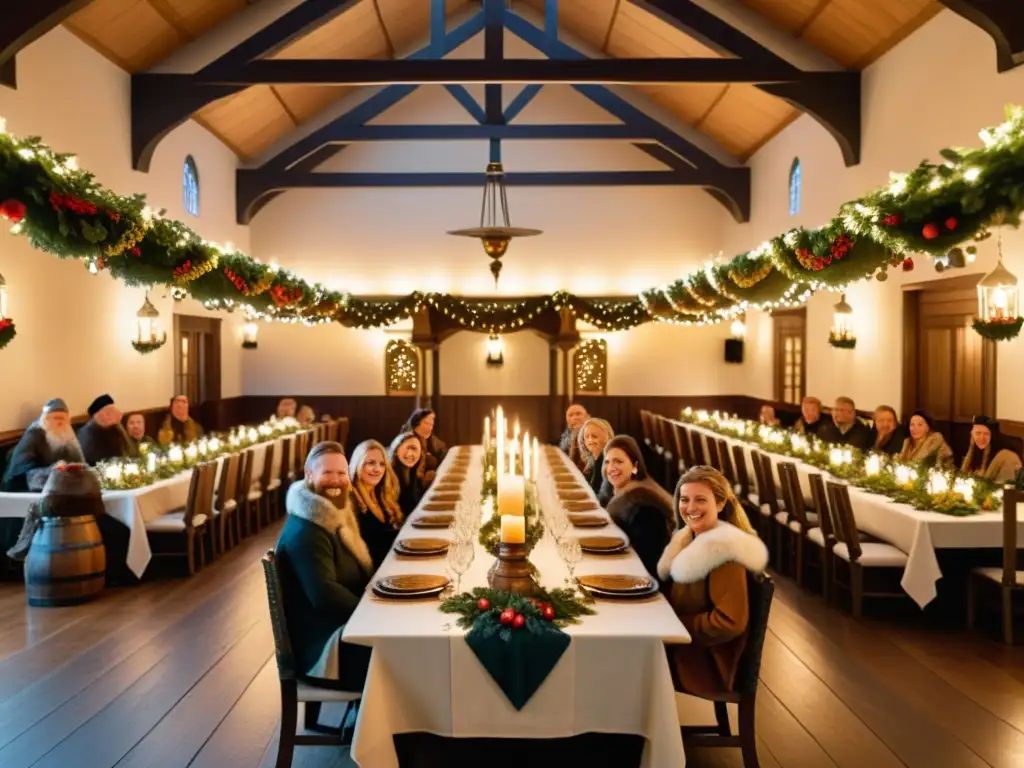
left=945, top=217, right=958, bottom=230
left=542, top=605, right=555, bottom=621
left=477, top=598, right=490, bottom=611
left=499, top=608, right=515, bottom=626
left=883, top=213, right=901, bottom=226
left=902, top=257, right=915, bottom=272
left=0, top=199, right=27, bottom=223
left=512, top=613, right=526, bottom=629
left=922, top=223, right=940, bottom=240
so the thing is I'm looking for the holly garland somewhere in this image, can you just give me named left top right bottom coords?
left=440, top=586, right=595, bottom=631
left=0, top=318, right=14, bottom=349
left=2, top=106, right=1024, bottom=335
left=971, top=316, right=1024, bottom=341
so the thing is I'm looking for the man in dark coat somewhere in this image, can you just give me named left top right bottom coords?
left=817, top=396, right=873, bottom=452
left=276, top=441, right=374, bottom=691
left=1, top=399, right=85, bottom=492
left=78, top=394, right=133, bottom=465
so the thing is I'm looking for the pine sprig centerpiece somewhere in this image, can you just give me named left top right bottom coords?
left=441, top=586, right=595, bottom=631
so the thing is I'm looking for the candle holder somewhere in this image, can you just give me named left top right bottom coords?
left=487, top=542, right=538, bottom=596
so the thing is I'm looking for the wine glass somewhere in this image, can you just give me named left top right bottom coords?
left=454, top=517, right=476, bottom=544
left=549, top=509, right=569, bottom=542
left=557, top=537, right=583, bottom=583
left=447, top=539, right=474, bottom=594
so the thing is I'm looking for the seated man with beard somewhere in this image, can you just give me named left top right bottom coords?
left=276, top=441, right=374, bottom=691
left=2, top=399, right=84, bottom=492
left=78, top=395, right=134, bottom=465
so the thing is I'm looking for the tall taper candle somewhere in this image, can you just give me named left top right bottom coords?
left=496, top=406, right=504, bottom=476
left=522, top=432, right=531, bottom=481
left=509, top=436, right=517, bottom=476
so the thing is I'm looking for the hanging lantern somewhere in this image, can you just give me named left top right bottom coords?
left=828, top=294, right=856, bottom=349
left=0, top=270, right=14, bottom=350
left=729, top=313, right=746, bottom=340
left=973, top=254, right=1022, bottom=340
left=132, top=293, right=167, bottom=354
left=242, top=322, right=259, bottom=349
left=447, top=159, right=542, bottom=287
left=485, top=333, right=505, bottom=366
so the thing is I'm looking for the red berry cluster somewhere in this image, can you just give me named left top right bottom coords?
left=922, top=217, right=958, bottom=240
left=0, top=318, right=12, bottom=331
left=0, top=199, right=26, bottom=223
left=830, top=234, right=854, bottom=259
left=172, top=260, right=193, bottom=279
left=795, top=248, right=830, bottom=271
left=883, top=213, right=901, bottom=226
left=479, top=596, right=555, bottom=630
left=223, top=267, right=250, bottom=293
left=270, top=285, right=303, bottom=307
left=49, top=191, right=97, bottom=216
left=130, top=246, right=141, bottom=257
left=105, top=209, right=120, bottom=223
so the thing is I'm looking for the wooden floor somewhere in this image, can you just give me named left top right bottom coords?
left=1, top=524, right=1023, bottom=768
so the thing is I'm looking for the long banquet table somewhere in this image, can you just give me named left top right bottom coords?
left=0, top=434, right=291, bottom=578
left=679, top=419, right=1024, bottom=608
left=343, top=445, right=691, bottom=768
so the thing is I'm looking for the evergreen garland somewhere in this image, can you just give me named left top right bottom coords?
left=440, top=586, right=595, bottom=631
left=0, top=319, right=14, bottom=350
left=971, top=317, right=1023, bottom=341
left=131, top=338, right=167, bottom=355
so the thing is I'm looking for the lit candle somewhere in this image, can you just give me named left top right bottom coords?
left=209, top=437, right=221, bottom=453
left=147, top=452, right=157, bottom=474
left=124, top=462, right=139, bottom=477
left=168, top=445, right=184, bottom=463
left=927, top=470, right=949, bottom=496
left=514, top=418, right=520, bottom=442
left=533, top=437, right=539, bottom=479
left=496, top=406, right=505, bottom=476
left=500, top=514, right=525, bottom=544
left=523, top=432, right=531, bottom=480
left=497, top=474, right=525, bottom=516
left=103, top=464, right=123, bottom=483
left=865, top=454, right=881, bottom=476
left=953, top=477, right=975, bottom=499
left=894, top=464, right=915, bottom=486
left=509, top=436, right=517, bottom=475
left=483, top=415, right=490, bottom=447
left=248, top=427, right=258, bottom=442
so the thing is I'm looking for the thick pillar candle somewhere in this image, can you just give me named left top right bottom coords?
left=497, top=474, right=525, bottom=516
left=500, top=514, right=525, bottom=544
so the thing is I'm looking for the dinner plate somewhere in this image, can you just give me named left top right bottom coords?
left=430, top=492, right=462, bottom=502
left=396, top=537, right=450, bottom=552
left=578, top=574, right=652, bottom=593
left=568, top=513, right=607, bottom=528
left=411, top=513, right=454, bottom=528
left=582, top=581, right=660, bottom=600
left=372, top=584, right=447, bottom=600
left=564, top=500, right=600, bottom=513
left=422, top=501, right=456, bottom=512
left=576, top=535, right=628, bottom=550
left=376, top=574, right=450, bottom=593
left=559, top=492, right=590, bottom=502
left=433, top=484, right=462, bottom=494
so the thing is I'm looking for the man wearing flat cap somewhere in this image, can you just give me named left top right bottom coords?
left=78, top=394, right=134, bottom=465
left=1, top=399, right=85, bottom=492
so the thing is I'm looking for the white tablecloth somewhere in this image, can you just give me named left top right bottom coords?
left=0, top=436, right=288, bottom=578
left=343, top=446, right=690, bottom=768
left=680, top=420, right=1024, bottom=607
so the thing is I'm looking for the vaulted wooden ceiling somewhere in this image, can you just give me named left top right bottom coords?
left=62, top=0, right=942, bottom=161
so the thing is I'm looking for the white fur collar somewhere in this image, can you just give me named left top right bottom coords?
left=656, top=521, right=768, bottom=584
left=286, top=481, right=374, bottom=573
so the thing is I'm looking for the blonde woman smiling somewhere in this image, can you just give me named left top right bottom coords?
left=577, top=417, right=614, bottom=496
left=348, top=439, right=404, bottom=570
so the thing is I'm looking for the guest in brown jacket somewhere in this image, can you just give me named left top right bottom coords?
left=657, top=465, right=769, bottom=697
left=961, top=415, right=1022, bottom=483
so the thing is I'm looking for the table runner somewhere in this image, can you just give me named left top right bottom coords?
left=343, top=446, right=690, bottom=768
left=680, top=420, right=1024, bottom=607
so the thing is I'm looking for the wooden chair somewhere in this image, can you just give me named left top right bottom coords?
left=806, top=473, right=837, bottom=601
left=826, top=482, right=909, bottom=618
left=237, top=447, right=257, bottom=540
left=336, top=418, right=350, bottom=451
left=967, top=488, right=1024, bottom=644
left=746, top=450, right=773, bottom=548
left=261, top=551, right=361, bottom=767
left=145, top=462, right=216, bottom=576
left=687, top=425, right=709, bottom=465
left=672, top=421, right=695, bottom=473
left=753, top=453, right=787, bottom=569
left=732, top=444, right=751, bottom=499
left=213, top=452, right=242, bottom=555
left=254, top=440, right=279, bottom=528
left=716, top=438, right=738, bottom=490
left=776, top=463, right=819, bottom=587
left=679, top=573, right=775, bottom=768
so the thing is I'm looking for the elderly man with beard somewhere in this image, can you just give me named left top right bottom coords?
left=78, top=395, right=134, bottom=465
left=2, top=399, right=84, bottom=492
left=276, top=441, right=374, bottom=692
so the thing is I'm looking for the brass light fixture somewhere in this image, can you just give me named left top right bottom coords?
left=448, top=161, right=541, bottom=287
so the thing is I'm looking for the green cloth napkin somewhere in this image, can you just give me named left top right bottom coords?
left=464, top=614, right=571, bottom=710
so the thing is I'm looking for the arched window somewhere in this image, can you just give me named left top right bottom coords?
left=183, top=156, right=199, bottom=216
left=385, top=339, right=420, bottom=395
left=788, top=157, right=801, bottom=216
left=573, top=339, right=608, bottom=395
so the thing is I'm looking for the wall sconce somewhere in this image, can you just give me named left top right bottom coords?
left=828, top=294, right=856, bottom=349
left=730, top=314, right=746, bottom=340
left=486, top=333, right=505, bottom=366
left=0, top=270, right=14, bottom=350
left=242, top=322, right=259, bottom=349
left=974, top=233, right=1022, bottom=340
left=132, top=293, right=167, bottom=354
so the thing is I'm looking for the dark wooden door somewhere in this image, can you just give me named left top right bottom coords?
left=773, top=309, right=807, bottom=406
left=173, top=315, right=221, bottom=406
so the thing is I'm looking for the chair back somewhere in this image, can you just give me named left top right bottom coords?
left=183, top=461, right=217, bottom=530
left=734, top=572, right=775, bottom=696
left=336, top=418, right=350, bottom=450
left=639, top=410, right=653, bottom=445
left=672, top=422, right=695, bottom=469
left=688, top=427, right=708, bottom=465
left=261, top=550, right=297, bottom=681
left=259, top=440, right=277, bottom=491
left=777, top=463, right=812, bottom=530
left=756, top=453, right=782, bottom=516
left=239, top=447, right=257, bottom=498
left=826, top=481, right=862, bottom=561
left=216, top=452, right=241, bottom=511
left=1001, top=488, right=1022, bottom=585
left=807, top=472, right=835, bottom=540
left=716, top=438, right=736, bottom=485
left=749, top=448, right=766, bottom=499
left=731, top=444, right=751, bottom=496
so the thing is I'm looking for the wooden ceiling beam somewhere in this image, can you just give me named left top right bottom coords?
left=939, top=0, right=1024, bottom=72
left=632, top=0, right=860, bottom=165
left=132, top=0, right=362, bottom=172
left=0, top=0, right=93, bottom=89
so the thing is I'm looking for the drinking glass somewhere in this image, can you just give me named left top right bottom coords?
left=557, top=537, right=583, bottom=583
left=447, top=539, right=475, bottom=594
left=454, top=517, right=476, bottom=544
left=549, top=509, right=569, bottom=542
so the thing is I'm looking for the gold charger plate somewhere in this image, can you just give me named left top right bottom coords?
left=577, top=535, right=628, bottom=551
left=568, top=513, right=607, bottom=527
left=422, top=501, right=456, bottom=512
left=559, top=491, right=590, bottom=502
left=377, top=574, right=450, bottom=593
left=578, top=574, right=651, bottom=593
left=433, top=483, right=462, bottom=493
left=431, top=491, right=461, bottom=501
left=564, top=500, right=600, bottom=512
left=412, top=513, right=454, bottom=528
left=396, top=537, right=450, bottom=553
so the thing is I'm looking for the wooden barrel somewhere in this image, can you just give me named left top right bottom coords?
left=24, top=515, right=106, bottom=607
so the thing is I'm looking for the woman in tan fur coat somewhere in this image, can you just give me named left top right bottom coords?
left=658, top=465, right=769, bottom=697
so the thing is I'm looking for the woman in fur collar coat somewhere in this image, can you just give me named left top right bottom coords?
left=603, top=435, right=675, bottom=579
left=349, top=439, right=405, bottom=570
left=276, top=442, right=374, bottom=691
left=961, top=415, right=1022, bottom=483
left=657, top=465, right=769, bottom=697
left=898, top=410, right=953, bottom=468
